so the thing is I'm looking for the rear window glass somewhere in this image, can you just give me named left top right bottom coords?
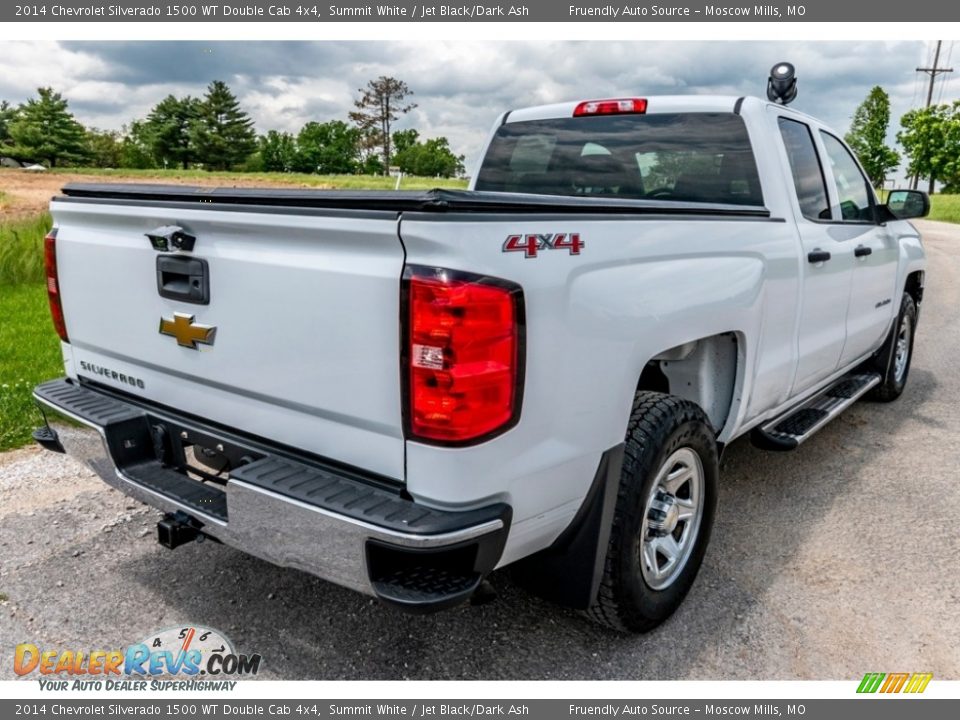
left=475, top=112, right=763, bottom=206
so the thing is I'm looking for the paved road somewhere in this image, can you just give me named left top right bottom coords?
left=2, top=220, right=958, bottom=681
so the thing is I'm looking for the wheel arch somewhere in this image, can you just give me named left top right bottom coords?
left=904, top=269, right=924, bottom=308
left=635, top=331, right=745, bottom=438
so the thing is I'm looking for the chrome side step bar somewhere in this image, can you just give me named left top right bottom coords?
left=751, top=372, right=881, bottom=451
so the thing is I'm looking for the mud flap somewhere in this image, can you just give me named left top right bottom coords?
left=510, top=444, right=624, bottom=610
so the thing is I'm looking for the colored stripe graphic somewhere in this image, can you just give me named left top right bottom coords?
left=880, top=673, right=909, bottom=693
left=904, top=673, right=934, bottom=694
left=857, top=673, right=885, bottom=693
left=857, top=672, right=932, bottom=694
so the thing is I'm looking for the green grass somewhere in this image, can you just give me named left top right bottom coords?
left=0, top=284, right=63, bottom=451
left=928, top=194, right=960, bottom=224
left=0, top=213, right=51, bottom=286
left=49, top=167, right=469, bottom=191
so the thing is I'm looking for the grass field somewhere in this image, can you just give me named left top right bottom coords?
left=929, top=194, right=960, bottom=223
left=0, top=284, right=63, bottom=452
left=47, top=167, right=469, bottom=191
left=0, top=213, right=51, bottom=285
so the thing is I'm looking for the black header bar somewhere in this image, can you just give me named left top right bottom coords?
left=5, top=1, right=959, bottom=23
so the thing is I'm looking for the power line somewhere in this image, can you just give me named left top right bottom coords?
left=937, top=41, right=955, bottom=104
left=917, top=40, right=953, bottom=108
left=912, top=40, right=954, bottom=189
left=935, top=42, right=951, bottom=103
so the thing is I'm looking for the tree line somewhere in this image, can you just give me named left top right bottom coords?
left=1, top=78, right=957, bottom=190
left=845, top=85, right=959, bottom=193
left=0, top=76, right=465, bottom=178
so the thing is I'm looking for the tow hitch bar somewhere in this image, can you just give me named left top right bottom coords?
left=157, top=511, right=203, bottom=549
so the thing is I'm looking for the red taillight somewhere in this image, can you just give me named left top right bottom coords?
left=405, top=267, right=523, bottom=444
left=44, top=229, right=68, bottom=342
left=573, top=98, right=648, bottom=117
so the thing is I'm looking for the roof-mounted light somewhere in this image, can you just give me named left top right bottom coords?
left=573, top=98, right=648, bottom=117
left=767, top=62, right=798, bottom=105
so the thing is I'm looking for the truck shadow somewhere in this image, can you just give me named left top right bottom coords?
left=116, top=367, right=939, bottom=680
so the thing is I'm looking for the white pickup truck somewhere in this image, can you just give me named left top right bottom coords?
left=33, top=89, right=928, bottom=632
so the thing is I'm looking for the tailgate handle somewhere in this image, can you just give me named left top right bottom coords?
left=156, top=255, right=210, bottom=305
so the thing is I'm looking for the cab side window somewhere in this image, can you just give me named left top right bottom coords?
left=777, top=118, right=830, bottom=221
left=819, top=132, right=876, bottom=222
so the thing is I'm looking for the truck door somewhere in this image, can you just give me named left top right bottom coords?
left=817, top=131, right=900, bottom=366
left=776, top=116, right=857, bottom=395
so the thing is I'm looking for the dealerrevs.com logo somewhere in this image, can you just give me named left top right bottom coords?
left=857, top=672, right=933, bottom=694
left=14, top=625, right=262, bottom=691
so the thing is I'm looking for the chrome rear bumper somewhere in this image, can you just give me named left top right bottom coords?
left=34, top=378, right=509, bottom=611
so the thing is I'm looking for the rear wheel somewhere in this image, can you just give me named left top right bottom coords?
left=868, top=292, right=917, bottom=402
left=587, top=392, right=718, bottom=633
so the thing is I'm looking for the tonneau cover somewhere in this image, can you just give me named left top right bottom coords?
left=59, top=183, right=772, bottom=217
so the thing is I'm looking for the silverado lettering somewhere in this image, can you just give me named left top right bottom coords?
left=78, top=361, right=146, bottom=389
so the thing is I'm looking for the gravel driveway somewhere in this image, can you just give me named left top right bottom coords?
left=2, top=219, right=958, bottom=680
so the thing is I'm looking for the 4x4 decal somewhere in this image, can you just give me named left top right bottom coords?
left=502, top=233, right=583, bottom=258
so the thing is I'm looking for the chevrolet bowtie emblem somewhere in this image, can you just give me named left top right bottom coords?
left=159, top=312, right=217, bottom=350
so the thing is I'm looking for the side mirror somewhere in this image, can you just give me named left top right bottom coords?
left=884, top=189, right=930, bottom=220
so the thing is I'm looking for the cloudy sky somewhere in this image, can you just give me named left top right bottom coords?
left=0, top=40, right=956, bottom=175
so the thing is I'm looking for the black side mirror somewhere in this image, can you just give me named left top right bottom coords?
left=884, top=189, right=930, bottom=220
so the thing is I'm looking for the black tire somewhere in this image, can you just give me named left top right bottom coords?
left=587, top=392, right=718, bottom=633
left=867, top=292, right=917, bottom=402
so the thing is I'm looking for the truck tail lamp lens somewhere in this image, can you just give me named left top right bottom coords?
left=44, top=229, right=69, bottom=343
left=573, top=98, right=648, bottom=117
left=404, top=267, right=524, bottom=444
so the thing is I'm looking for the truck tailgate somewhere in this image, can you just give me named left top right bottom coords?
left=50, top=199, right=406, bottom=480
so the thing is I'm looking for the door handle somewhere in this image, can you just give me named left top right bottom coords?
left=854, top=245, right=873, bottom=258
left=807, top=249, right=831, bottom=264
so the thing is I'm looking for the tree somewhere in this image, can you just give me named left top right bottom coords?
left=393, top=131, right=465, bottom=177
left=294, top=120, right=361, bottom=174
left=349, top=76, right=416, bottom=175
left=143, top=95, right=201, bottom=169
left=845, top=86, right=899, bottom=189
left=0, top=100, right=16, bottom=145
left=119, top=122, right=157, bottom=169
left=898, top=101, right=960, bottom=194
left=257, top=130, right=298, bottom=172
left=190, top=80, right=257, bottom=170
left=85, top=128, right=123, bottom=168
left=392, top=128, right=420, bottom=156
left=5, top=88, right=90, bottom=167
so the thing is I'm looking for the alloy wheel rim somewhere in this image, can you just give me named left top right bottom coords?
left=894, top=313, right=912, bottom=384
left=639, top=447, right=705, bottom=591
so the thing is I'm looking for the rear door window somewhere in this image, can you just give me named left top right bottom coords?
left=475, top=112, right=764, bottom=206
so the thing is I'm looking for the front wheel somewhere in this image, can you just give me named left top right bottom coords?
left=868, top=292, right=917, bottom=402
left=587, top=392, right=718, bottom=633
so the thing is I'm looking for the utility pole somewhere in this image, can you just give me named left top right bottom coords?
left=913, top=41, right=954, bottom=190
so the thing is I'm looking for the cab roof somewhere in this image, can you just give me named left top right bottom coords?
left=505, top=95, right=745, bottom=123
left=504, top=95, right=823, bottom=124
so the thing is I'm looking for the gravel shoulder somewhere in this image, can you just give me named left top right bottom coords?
left=1, top=220, right=958, bottom=681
